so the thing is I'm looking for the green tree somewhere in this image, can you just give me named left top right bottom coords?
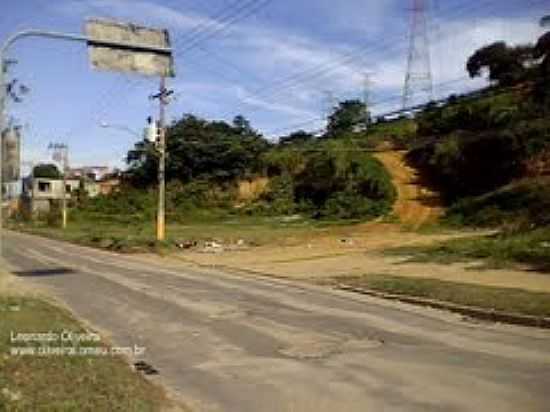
left=126, top=114, right=270, bottom=186
left=533, top=31, right=550, bottom=106
left=466, top=41, right=533, bottom=86
left=326, top=100, right=370, bottom=138
left=33, top=163, right=61, bottom=179
left=278, top=130, right=315, bottom=146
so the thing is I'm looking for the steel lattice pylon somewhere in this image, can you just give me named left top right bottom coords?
left=403, top=0, right=433, bottom=109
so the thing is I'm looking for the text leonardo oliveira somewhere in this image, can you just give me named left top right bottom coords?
left=9, top=330, right=146, bottom=357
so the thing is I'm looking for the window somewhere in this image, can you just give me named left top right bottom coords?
left=38, top=182, right=51, bottom=192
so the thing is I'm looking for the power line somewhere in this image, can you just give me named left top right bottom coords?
left=264, top=75, right=473, bottom=137
left=222, top=0, right=511, bottom=118
left=63, top=0, right=273, bottom=142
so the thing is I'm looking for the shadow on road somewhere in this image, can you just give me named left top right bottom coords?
left=14, top=268, right=76, bottom=277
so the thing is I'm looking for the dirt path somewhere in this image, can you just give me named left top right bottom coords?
left=374, top=150, right=443, bottom=228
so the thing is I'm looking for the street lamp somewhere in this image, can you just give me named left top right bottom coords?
left=99, top=121, right=143, bottom=140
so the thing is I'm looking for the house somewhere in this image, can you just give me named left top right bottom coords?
left=24, top=177, right=79, bottom=214
left=18, top=163, right=121, bottom=215
left=68, top=166, right=111, bottom=182
left=98, top=174, right=121, bottom=195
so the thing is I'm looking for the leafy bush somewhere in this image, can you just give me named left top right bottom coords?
left=446, top=178, right=550, bottom=229
left=75, top=188, right=156, bottom=222
left=321, top=189, right=390, bottom=219
left=166, top=180, right=234, bottom=211
left=45, top=202, right=62, bottom=227
left=262, top=174, right=296, bottom=215
left=294, top=141, right=396, bottom=220
left=243, top=140, right=396, bottom=220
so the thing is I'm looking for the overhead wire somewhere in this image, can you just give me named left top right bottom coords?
left=62, top=0, right=273, bottom=143
left=223, top=0, right=517, bottom=119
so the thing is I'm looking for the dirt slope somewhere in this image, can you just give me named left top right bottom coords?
left=374, top=150, right=443, bottom=228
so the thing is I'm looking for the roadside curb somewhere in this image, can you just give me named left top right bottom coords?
left=336, top=284, right=550, bottom=329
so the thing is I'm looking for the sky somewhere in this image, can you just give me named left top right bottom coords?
left=0, top=0, right=548, bottom=170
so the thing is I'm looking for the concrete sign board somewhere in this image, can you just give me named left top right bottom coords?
left=85, top=19, right=175, bottom=77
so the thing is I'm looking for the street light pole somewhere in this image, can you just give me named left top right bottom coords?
left=149, top=78, right=173, bottom=242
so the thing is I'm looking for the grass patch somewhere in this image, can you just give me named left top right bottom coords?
left=7, top=213, right=368, bottom=253
left=385, top=228, right=550, bottom=271
left=0, top=276, right=173, bottom=411
left=336, top=273, right=550, bottom=318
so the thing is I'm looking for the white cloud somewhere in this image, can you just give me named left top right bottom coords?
left=50, top=0, right=546, bottom=133
left=234, top=85, right=317, bottom=118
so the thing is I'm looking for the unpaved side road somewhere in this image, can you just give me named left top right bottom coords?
left=374, top=150, right=443, bottom=227
left=3, top=231, right=550, bottom=412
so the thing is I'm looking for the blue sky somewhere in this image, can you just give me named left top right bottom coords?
left=1, top=0, right=547, bottom=169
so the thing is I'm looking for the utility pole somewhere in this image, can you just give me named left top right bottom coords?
left=402, top=0, right=433, bottom=109
left=150, top=78, right=173, bottom=242
left=49, top=142, right=68, bottom=229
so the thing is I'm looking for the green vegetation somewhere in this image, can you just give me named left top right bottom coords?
left=336, top=273, right=550, bottom=317
left=255, top=139, right=396, bottom=219
left=127, top=114, right=270, bottom=187
left=389, top=31, right=550, bottom=269
left=12, top=31, right=550, bottom=269
left=326, top=99, right=370, bottom=138
left=9, top=211, right=360, bottom=252
left=385, top=179, right=550, bottom=271
left=32, top=163, right=62, bottom=179
left=366, top=117, right=416, bottom=147
left=0, top=273, right=171, bottom=411
left=120, top=105, right=396, bottom=223
left=409, top=30, right=550, bottom=201
left=387, top=228, right=550, bottom=271
left=445, top=178, right=550, bottom=229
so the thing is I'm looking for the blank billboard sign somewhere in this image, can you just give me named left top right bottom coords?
left=85, top=19, right=175, bottom=77
left=1, top=127, right=21, bottom=182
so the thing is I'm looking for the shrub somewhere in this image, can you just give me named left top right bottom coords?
left=294, top=142, right=396, bottom=220
left=445, top=178, right=550, bottom=229
left=321, top=189, right=391, bottom=219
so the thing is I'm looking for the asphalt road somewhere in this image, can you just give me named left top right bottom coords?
left=3, top=231, right=550, bottom=412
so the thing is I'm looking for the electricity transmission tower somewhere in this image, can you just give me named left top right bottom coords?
left=402, top=0, right=433, bottom=109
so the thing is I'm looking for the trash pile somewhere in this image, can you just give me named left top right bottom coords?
left=174, top=238, right=250, bottom=254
